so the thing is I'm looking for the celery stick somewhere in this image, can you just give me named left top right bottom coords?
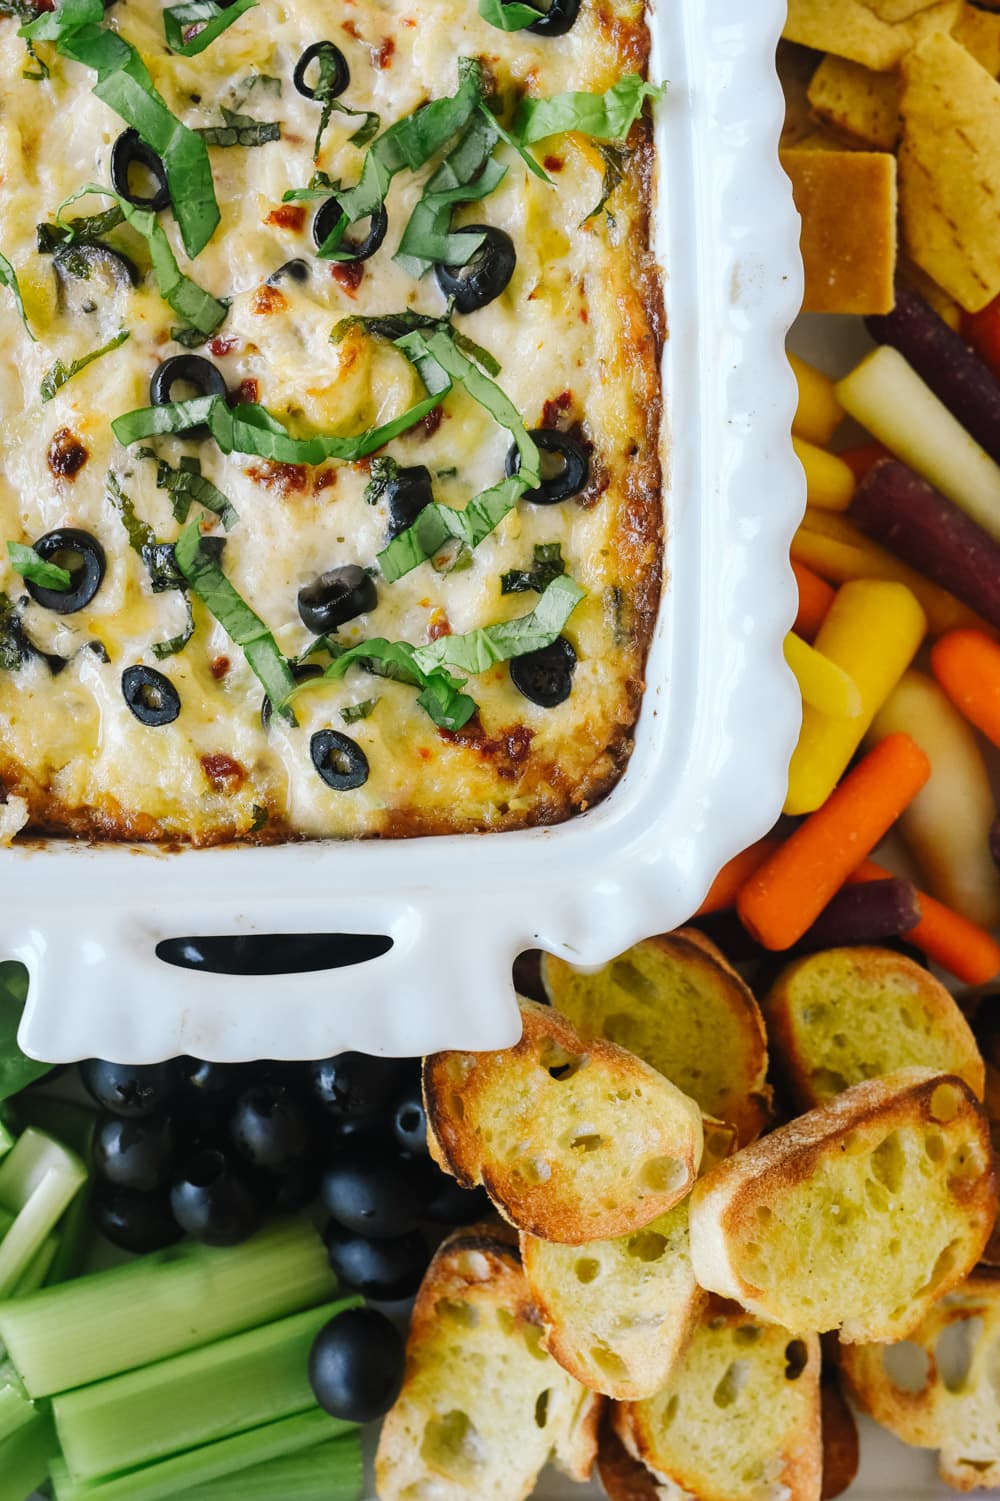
left=0, top=1119, right=14, bottom=1161
left=0, top=1218, right=338, bottom=1398
left=0, top=1130, right=87, bottom=1297
left=179, top=1432, right=363, bottom=1501
left=9, top=1232, right=58, bottom=1298
left=49, top=1408, right=353, bottom=1501
left=10, top=1098, right=95, bottom=1161
left=0, top=1360, right=34, bottom=1443
left=0, top=1409, right=57, bottom=1501
left=0, top=1206, right=13, bottom=1240
left=54, top=1296, right=362, bottom=1480
left=44, top=1183, right=94, bottom=1286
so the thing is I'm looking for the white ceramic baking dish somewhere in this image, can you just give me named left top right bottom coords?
left=0, top=0, right=804, bottom=1066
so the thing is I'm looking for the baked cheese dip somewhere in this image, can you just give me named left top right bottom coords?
left=0, top=0, right=663, bottom=842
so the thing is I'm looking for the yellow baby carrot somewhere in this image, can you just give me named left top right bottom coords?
left=784, top=633, right=862, bottom=719
left=789, top=353, right=844, bottom=447
left=784, top=579, right=927, bottom=815
left=792, top=438, right=855, bottom=512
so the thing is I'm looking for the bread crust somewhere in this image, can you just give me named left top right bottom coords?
left=424, top=998, right=703, bottom=1245
left=689, top=1069, right=998, bottom=1343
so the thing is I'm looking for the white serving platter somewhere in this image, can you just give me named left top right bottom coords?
left=1, top=0, right=805, bottom=1066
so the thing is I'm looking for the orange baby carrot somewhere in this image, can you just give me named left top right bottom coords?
left=737, top=733, right=931, bottom=950
left=696, top=837, right=782, bottom=916
left=848, top=857, right=1000, bottom=985
left=931, top=629, right=1000, bottom=749
left=839, top=442, right=890, bottom=483
left=791, top=559, right=836, bottom=642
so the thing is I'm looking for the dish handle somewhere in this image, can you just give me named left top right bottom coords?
left=10, top=897, right=525, bottom=1064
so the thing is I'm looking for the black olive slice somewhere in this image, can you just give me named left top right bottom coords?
left=523, top=0, right=581, bottom=35
left=150, top=355, right=228, bottom=408
left=312, top=198, right=387, bottom=263
left=297, top=565, right=377, bottom=635
left=266, top=259, right=311, bottom=287
left=53, top=243, right=138, bottom=318
left=311, top=730, right=369, bottom=791
left=111, top=129, right=170, bottom=212
left=294, top=42, right=350, bottom=100
left=261, top=662, right=324, bottom=731
left=122, top=665, right=181, bottom=726
left=434, top=226, right=516, bottom=315
left=505, top=428, right=589, bottom=505
left=25, top=528, right=106, bottom=615
left=383, top=466, right=433, bottom=541
left=510, top=636, right=576, bottom=707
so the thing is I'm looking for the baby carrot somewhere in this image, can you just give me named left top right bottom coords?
left=696, top=837, right=782, bottom=916
left=738, top=733, right=931, bottom=950
left=931, top=629, right=1000, bottom=749
left=785, top=579, right=926, bottom=815
left=848, top=858, right=1000, bottom=985
left=791, top=560, right=835, bottom=641
left=839, top=442, right=890, bottom=483
left=789, top=353, right=844, bottom=447
left=793, top=438, right=855, bottom=512
left=784, top=633, right=863, bottom=719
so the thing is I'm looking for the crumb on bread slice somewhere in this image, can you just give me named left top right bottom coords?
left=541, top=929, right=771, bottom=1145
left=423, top=999, right=704, bottom=1245
left=375, top=1224, right=601, bottom=1501
left=841, top=1269, right=1000, bottom=1491
left=761, top=946, right=985, bottom=1110
left=689, top=1069, right=997, bottom=1343
left=614, top=1298, right=822, bottom=1501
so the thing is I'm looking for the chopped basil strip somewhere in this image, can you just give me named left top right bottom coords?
left=412, top=573, right=584, bottom=675
left=584, top=144, right=627, bottom=223
left=478, top=0, right=545, bottom=29
left=175, top=519, right=299, bottom=722
left=0, top=595, right=29, bottom=671
left=197, top=107, right=280, bottom=148
left=152, top=597, right=195, bottom=659
left=516, top=75, right=666, bottom=145
left=310, top=43, right=379, bottom=159
left=37, top=203, right=124, bottom=253
left=231, top=73, right=281, bottom=111
left=41, top=327, right=129, bottom=403
left=282, top=170, right=337, bottom=204
left=501, top=541, right=566, bottom=594
left=106, top=472, right=156, bottom=555
left=6, top=542, right=72, bottom=592
left=249, top=803, right=269, bottom=832
left=395, top=115, right=505, bottom=279
left=480, top=103, right=553, bottom=185
left=0, top=251, right=36, bottom=341
left=22, top=0, right=220, bottom=258
left=316, top=640, right=477, bottom=731
left=378, top=476, right=525, bottom=582
left=1, top=0, right=49, bottom=77
left=106, top=475, right=192, bottom=657
left=163, top=0, right=257, bottom=56
left=138, top=449, right=238, bottom=529
left=295, top=634, right=342, bottom=665
left=331, top=311, right=501, bottom=376
left=364, top=457, right=401, bottom=506
left=341, top=697, right=378, bottom=724
left=112, top=387, right=445, bottom=463
left=315, top=58, right=484, bottom=261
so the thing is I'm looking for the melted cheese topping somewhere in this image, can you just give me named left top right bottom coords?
left=0, top=0, right=662, bottom=842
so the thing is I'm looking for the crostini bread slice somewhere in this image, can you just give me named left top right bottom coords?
left=841, top=1270, right=1000, bottom=1492
left=541, top=929, right=771, bottom=1144
left=375, top=1224, right=601, bottom=1501
left=613, top=1299, right=822, bottom=1501
left=689, top=1068, right=997, bottom=1343
left=761, top=946, right=985, bottom=1109
left=423, top=999, right=704, bottom=1244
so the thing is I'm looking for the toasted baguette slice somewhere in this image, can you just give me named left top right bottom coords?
left=542, top=930, right=771, bottom=1144
left=375, top=1225, right=601, bottom=1501
left=761, top=946, right=985, bottom=1110
left=689, top=1069, right=997, bottom=1343
left=841, top=1270, right=1000, bottom=1491
left=424, top=999, right=704, bottom=1245
left=614, top=1299, right=822, bottom=1501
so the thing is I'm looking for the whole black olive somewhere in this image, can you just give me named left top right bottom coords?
left=122, top=664, right=182, bottom=726
left=293, top=41, right=350, bottom=100
left=93, top=1112, right=176, bottom=1192
left=177, top=1057, right=238, bottom=1101
left=391, top=1084, right=429, bottom=1157
left=320, top=1144, right=435, bottom=1238
left=80, top=1059, right=179, bottom=1118
left=111, top=129, right=171, bottom=212
left=229, top=1082, right=311, bottom=1173
left=257, top=1155, right=323, bottom=1215
left=511, top=635, right=576, bottom=708
left=297, top=565, right=377, bottom=634
left=170, top=1148, right=259, bottom=1246
left=312, top=198, right=387, bottom=263
left=324, top=1221, right=430, bottom=1300
left=521, top=0, right=581, bottom=34
left=150, top=355, right=228, bottom=408
left=309, top=1308, right=405, bottom=1423
left=310, top=730, right=369, bottom=791
left=310, top=1053, right=404, bottom=1121
left=24, top=528, right=106, bottom=615
left=266, top=258, right=311, bottom=287
left=53, top=242, right=138, bottom=319
left=383, top=465, right=433, bottom=541
left=434, top=226, right=516, bottom=315
left=261, top=662, right=324, bottom=731
left=505, top=428, right=589, bottom=505
left=92, top=1183, right=183, bottom=1253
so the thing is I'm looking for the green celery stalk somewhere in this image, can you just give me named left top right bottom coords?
left=0, top=1129, right=87, bottom=1297
left=0, top=1219, right=338, bottom=1398
left=179, top=1432, right=363, bottom=1501
left=0, top=1360, right=34, bottom=1444
left=9, top=1232, right=58, bottom=1297
left=49, top=1408, right=353, bottom=1501
left=54, top=1296, right=362, bottom=1480
left=0, top=1206, right=13, bottom=1240
left=0, top=1408, right=57, bottom=1501
left=44, top=1182, right=93, bottom=1286
left=0, top=1119, right=14, bottom=1161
